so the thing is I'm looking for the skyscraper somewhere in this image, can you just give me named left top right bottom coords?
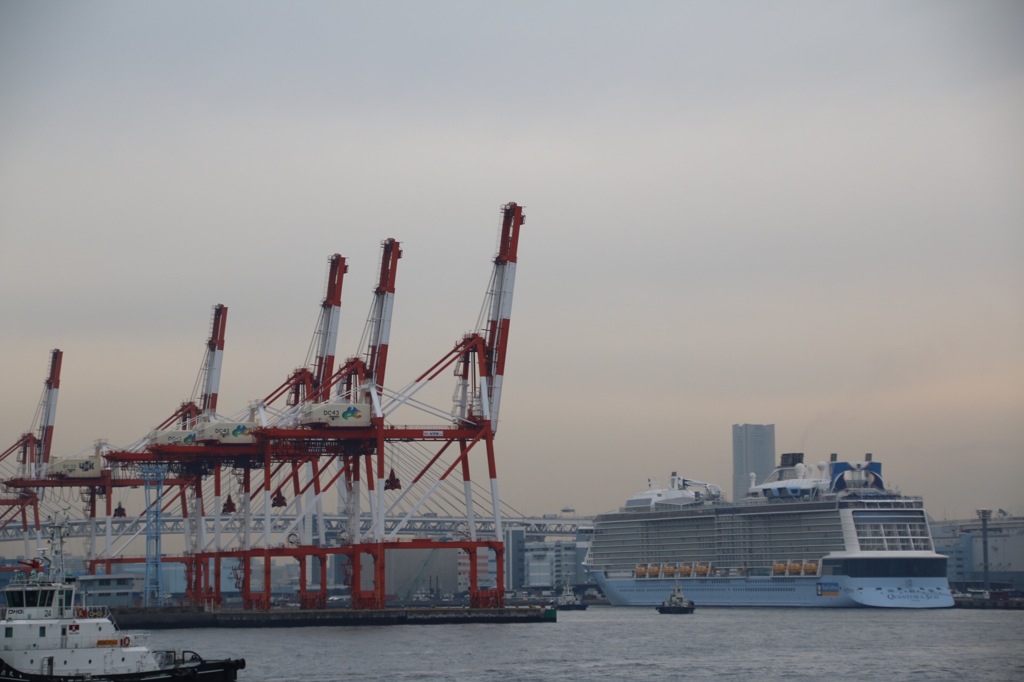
left=732, top=424, right=776, bottom=501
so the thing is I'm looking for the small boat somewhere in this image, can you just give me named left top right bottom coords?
left=553, top=586, right=588, bottom=611
left=0, top=519, right=246, bottom=682
left=656, top=585, right=695, bottom=614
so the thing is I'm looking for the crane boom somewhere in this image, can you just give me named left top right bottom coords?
left=481, top=202, right=523, bottom=433
left=37, top=348, right=63, bottom=468
left=199, top=304, right=228, bottom=415
left=364, top=238, right=401, bottom=398
left=310, top=255, right=347, bottom=402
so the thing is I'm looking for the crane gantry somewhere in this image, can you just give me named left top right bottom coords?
left=1, top=202, right=526, bottom=612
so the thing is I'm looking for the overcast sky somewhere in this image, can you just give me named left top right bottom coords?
left=1, top=1, right=1021, bottom=522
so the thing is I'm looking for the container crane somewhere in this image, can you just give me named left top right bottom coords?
left=0, top=349, right=62, bottom=534
left=4, top=202, right=527, bottom=614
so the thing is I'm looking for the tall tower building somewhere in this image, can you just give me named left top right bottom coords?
left=732, top=424, right=776, bottom=501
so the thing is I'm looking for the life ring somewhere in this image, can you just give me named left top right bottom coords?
left=120, top=636, right=131, bottom=647
left=76, top=608, right=87, bottom=618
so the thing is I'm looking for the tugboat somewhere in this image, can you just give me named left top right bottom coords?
left=0, top=519, right=246, bottom=682
left=656, top=584, right=695, bottom=614
left=553, top=585, right=588, bottom=611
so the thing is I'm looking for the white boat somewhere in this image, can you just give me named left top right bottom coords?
left=553, top=585, right=587, bottom=611
left=657, top=585, right=695, bottom=614
left=584, top=453, right=954, bottom=608
left=0, top=521, right=246, bottom=682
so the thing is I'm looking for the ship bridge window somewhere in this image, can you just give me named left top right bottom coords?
left=5, top=590, right=24, bottom=608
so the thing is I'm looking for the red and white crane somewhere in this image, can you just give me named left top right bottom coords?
left=3, top=202, right=527, bottom=613
left=0, top=348, right=62, bottom=533
left=480, top=201, right=523, bottom=434
left=0, top=348, right=63, bottom=480
left=198, top=303, right=228, bottom=417
left=148, top=304, right=229, bottom=443
left=364, top=238, right=402, bottom=396
left=309, top=254, right=346, bottom=402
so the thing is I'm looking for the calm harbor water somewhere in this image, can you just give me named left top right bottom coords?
left=150, top=606, right=1024, bottom=681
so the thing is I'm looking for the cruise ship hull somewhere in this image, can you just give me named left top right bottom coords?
left=584, top=456, right=955, bottom=609
left=594, top=573, right=953, bottom=608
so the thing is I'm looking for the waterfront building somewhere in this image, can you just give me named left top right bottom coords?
left=732, top=423, right=775, bottom=501
left=524, top=539, right=587, bottom=591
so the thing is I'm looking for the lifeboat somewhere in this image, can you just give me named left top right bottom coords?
left=662, top=564, right=677, bottom=577
left=772, top=562, right=787, bottom=576
left=695, top=564, right=709, bottom=577
left=648, top=564, right=661, bottom=578
left=634, top=565, right=647, bottom=578
left=679, top=564, right=693, bottom=577
left=788, top=562, right=804, bottom=575
left=803, top=561, right=819, bottom=575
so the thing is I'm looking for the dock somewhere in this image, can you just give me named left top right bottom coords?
left=111, top=605, right=557, bottom=629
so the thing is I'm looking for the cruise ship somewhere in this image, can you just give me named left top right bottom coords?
left=584, top=453, right=953, bottom=608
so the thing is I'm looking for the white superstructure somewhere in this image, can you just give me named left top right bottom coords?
left=585, top=453, right=953, bottom=608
